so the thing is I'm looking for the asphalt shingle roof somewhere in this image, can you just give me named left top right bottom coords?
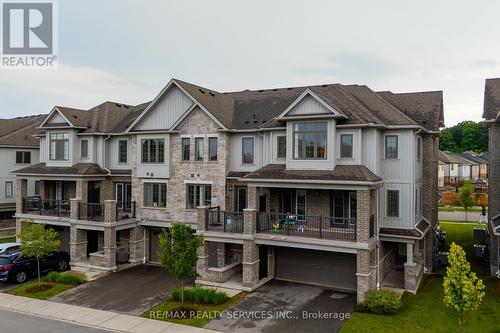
left=483, top=78, right=500, bottom=120
left=0, top=115, right=45, bottom=147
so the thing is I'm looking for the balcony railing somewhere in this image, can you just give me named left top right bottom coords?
left=257, top=212, right=356, bottom=241
left=116, top=202, right=136, bottom=220
left=22, top=197, right=70, bottom=217
left=206, top=208, right=244, bottom=233
left=79, top=202, right=104, bottom=222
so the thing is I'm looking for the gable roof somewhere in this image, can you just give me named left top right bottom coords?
left=439, top=150, right=473, bottom=165
left=38, top=101, right=150, bottom=135
left=0, top=115, right=45, bottom=147
left=483, top=78, right=500, bottom=120
left=166, top=80, right=443, bottom=132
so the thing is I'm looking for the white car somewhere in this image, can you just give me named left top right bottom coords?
left=0, top=243, right=20, bottom=255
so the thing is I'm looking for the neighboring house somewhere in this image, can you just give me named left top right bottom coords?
left=14, top=79, right=444, bottom=301
left=0, top=115, right=44, bottom=219
left=483, top=78, right=500, bottom=278
left=461, top=151, right=488, bottom=181
left=438, top=160, right=445, bottom=187
left=438, top=150, right=474, bottom=185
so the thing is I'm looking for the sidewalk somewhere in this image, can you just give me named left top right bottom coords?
left=0, top=293, right=219, bottom=333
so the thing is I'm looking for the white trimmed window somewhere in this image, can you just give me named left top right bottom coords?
left=5, top=181, right=13, bottom=197
left=387, top=190, right=399, bottom=217
left=49, top=132, right=70, bottom=161
left=143, top=183, right=166, bottom=208
left=340, top=134, right=353, bottom=158
left=80, top=140, right=88, bottom=158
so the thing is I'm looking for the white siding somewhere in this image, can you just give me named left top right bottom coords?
left=46, top=111, right=68, bottom=125
left=361, top=128, right=381, bottom=176
left=77, top=136, right=95, bottom=163
left=287, top=95, right=332, bottom=116
left=336, top=128, right=362, bottom=165
left=286, top=119, right=336, bottom=170
left=0, top=147, right=39, bottom=204
left=136, top=86, right=194, bottom=131
left=229, top=133, right=264, bottom=172
left=135, top=134, right=170, bottom=178
left=107, top=137, right=131, bottom=170
left=39, top=137, right=47, bottom=163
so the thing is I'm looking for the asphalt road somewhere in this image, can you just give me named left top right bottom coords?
left=0, top=309, right=112, bottom=333
left=438, top=210, right=487, bottom=222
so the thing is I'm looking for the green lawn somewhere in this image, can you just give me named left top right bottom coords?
left=0, top=237, right=16, bottom=243
left=7, top=281, right=74, bottom=300
left=341, top=223, right=500, bottom=333
left=145, top=292, right=246, bottom=327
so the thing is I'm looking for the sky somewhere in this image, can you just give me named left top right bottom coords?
left=1, top=0, right=500, bottom=126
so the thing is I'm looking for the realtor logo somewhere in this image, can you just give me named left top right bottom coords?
left=1, top=0, right=57, bottom=67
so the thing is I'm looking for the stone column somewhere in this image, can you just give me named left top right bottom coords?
left=69, top=225, right=87, bottom=262
left=422, top=134, right=438, bottom=271
left=196, top=242, right=209, bottom=279
left=247, top=185, right=258, bottom=210
left=70, top=198, right=80, bottom=220
left=242, top=239, right=259, bottom=288
left=267, top=247, right=275, bottom=279
left=197, top=206, right=209, bottom=231
left=104, top=200, right=117, bottom=222
left=404, top=241, right=420, bottom=291
left=102, top=226, right=117, bottom=270
left=129, top=226, right=145, bottom=263
left=356, top=190, right=370, bottom=243
left=75, top=180, right=88, bottom=202
left=101, top=179, right=114, bottom=201
left=216, top=242, right=225, bottom=268
left=406, top=242, right=414, bottom=265
left=243, top=208, right=257, bottom=234
left=356, top=249, right=375, bottom=302
left=16, top=178, right=27, bottom=214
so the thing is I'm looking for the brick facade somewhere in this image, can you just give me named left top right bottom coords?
left=489, top=124, right=500, bottom=275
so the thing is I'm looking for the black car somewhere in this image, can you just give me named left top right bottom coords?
left=0, top=251, right=70, bottom=283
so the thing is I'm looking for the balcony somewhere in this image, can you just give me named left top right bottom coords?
left=22, top=197, right=70, bottom=217
left=257, top=212, right=357, bottom=241
left=79, top=202, right=104, bottom=222
left=206, top=208, right=244, bottom=233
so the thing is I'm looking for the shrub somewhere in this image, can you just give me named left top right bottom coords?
left=171, top=286, right=229, bottom=305
left=357, top=290, right=401, bottom=315
left=46, top=271, right=85, bottom=285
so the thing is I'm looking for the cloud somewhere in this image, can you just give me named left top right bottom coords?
left=0, top=64, right=154, bottom=118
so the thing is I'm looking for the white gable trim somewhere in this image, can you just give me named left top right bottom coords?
left=278, top=89, right=346, bottom=119
left=38, top=107, right=75, bottom=128
left=126, top=79, right=226, bottom=132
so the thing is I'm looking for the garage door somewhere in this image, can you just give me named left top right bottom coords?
left=275, top=247, right=357, bottom=291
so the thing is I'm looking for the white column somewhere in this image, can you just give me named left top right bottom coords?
left=406, top=242, right=414, bottom=265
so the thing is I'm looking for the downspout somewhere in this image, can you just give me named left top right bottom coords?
left=143, top=226, right=147, bottom=264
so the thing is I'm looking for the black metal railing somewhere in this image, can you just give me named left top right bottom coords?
left=79, top=202, right=104, bottom=221
left=257, top=212, right=356, bottom=241
left=116, top=201, right=136, bottom=220
left=22, top=197, right=70, bottom=217
left=206, top=208, right=244, bottom=233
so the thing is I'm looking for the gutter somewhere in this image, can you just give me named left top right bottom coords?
left=241, top=177, right=383, bottom=186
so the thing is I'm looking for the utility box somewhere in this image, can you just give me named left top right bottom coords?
left=474, top=244, right=486, bottom=258
left=474, top=228, right=486, bottom=244
left=437, top=251, right=449, bottom=267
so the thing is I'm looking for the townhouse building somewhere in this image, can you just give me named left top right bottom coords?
left=14, top=78, right=443, bottom=301
left=0, top=115, right=44, bottom=219
left=483, top=78, right=500, bottom=277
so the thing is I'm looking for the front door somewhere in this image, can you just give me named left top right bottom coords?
left=259, top=245, right=268, bottom=280
left=87, top=231, right=99, bottom=256
left=149, top=229, right=162, bottom=263
left=235, top=186, right=247, bottom=213
left=88, top=182, right=100, bottom=203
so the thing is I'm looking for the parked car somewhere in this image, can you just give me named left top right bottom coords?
left=0, top=251, right=70, bottom=283
left=0, top=243, right=20, bottom=255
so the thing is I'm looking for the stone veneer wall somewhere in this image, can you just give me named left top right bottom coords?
left=133, top=107, right=229, bottom=224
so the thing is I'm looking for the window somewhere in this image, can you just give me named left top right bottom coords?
left=118, top=140, right=128, bottom=163
left=141, top=139, right=165, bottom=163
left=186, top=184, right=211, bottom=209
left=34, top=181, right=40, bottom=196
left=181, top=138, right=190, bottom=161
left=143, top=183, right=166, bottom=208
left=4, top=181, right=13, bottom=197
left=49, top=132, right=70, bottom=161
left=277, top=136, right=286, bottom=159
left=340, top=134, right=353, bottom=158
left=292, top=122, right=327, bottom=159
left=80, top=140, right=88, bottom=158
left=15, top=151, right=31, bottom=164
left=209, top=137, right=218, bottom=161
left=387, top=190, right=399, bottom=217
left=242, top=137, right=254, bottom=164
left=385, top=135, right=398, bottom=159
left=195, top=137, right=204, bottom=161
left=417, top=137, right=421, bottom=160
left=236, top=187, right=247, bottom=213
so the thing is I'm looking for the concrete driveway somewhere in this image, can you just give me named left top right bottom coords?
left=205, top=280, right=355, bottom=333
left=51, top=265, right=190, bottom=316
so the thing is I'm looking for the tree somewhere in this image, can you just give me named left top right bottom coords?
left=439, top=121, right=488, bottom=153
left=159, top=223, right=203, bottom=303
left=443, top=243, right=485, bottom=333
left=459, top=181, right=474, bottom=222
left=17, top=220, right=60, bottom=283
